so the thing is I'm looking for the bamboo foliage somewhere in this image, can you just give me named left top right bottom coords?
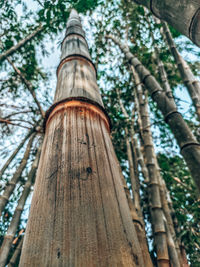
left=106, top=34, right=200, bottom=195
left=0, top=24, right=44, bottom=63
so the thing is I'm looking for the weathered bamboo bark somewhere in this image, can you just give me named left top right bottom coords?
left=133, top=0, right=200, bottom=47
left=0, top=25, right=44, bottom=63
left=0, top=133, right=36, bottom=215
left=19, top=10, right=145, bottom=267
left=8, top=236, right=24, bottom=267
left=0, top=129, right=33, bottom=179
left=131, top=66, right=170, bottom=267
left=0, top=145, right=41, bottom=266
left=107, top=34, right=200, bottom=195
left=161, top=22, right=200, bottom=121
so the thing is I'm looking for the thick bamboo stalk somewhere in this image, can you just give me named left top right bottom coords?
left=133, top=0, right=200, bottom=47
left=0, top=145, right=41, bottom=266
left=0, top=25, right=44, bottom=63
left=19, top=9, right=145, bottom=266
left=161, top=22, right=200, bottom=121
left=8, top=236, right=24, bottom=267
left=0, top=129, right=33, bottom=179
left=106, top=34, right=200, bottom=195
left=0, top=133, right=35, bottom=215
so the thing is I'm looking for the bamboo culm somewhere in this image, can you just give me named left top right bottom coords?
left=0, top=145, right=41, bottom=267
left=131, top=66, right=170, bottom=266
left=0, top=133, right=36, bottom=216
left=106, top=34, right=200, bottom=195
left=133, top=0, right=200, bottom=47
left=7, top=236, right=24, bottom=267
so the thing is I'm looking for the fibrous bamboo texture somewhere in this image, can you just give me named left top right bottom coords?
left=19, top=9, right=144, bottom=266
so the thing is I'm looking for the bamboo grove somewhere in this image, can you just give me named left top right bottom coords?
left=0, top=0, right=199, bottom=266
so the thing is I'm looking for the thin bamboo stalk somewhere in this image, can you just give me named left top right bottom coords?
left=161, top=21, right=200, bottom=121
left=0, top=145, right=41, bottom=266
left=106, top=34, right=200, bottom=195
left=0, top=133, right=36, bottom=215
left=7, top=236, right=24, bottom=267
left=0, top=129, right=33, bottom=179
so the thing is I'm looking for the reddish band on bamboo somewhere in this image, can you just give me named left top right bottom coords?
left=46, top=100, right=110, bottom=132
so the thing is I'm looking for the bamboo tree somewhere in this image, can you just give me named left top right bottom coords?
left=133, top=0, right=200, bottom=47
left=121, top=173, right=153, bottom=267
left=116, top=89, right=142, bottom=220
left=161, top=21, right=200, bottom=121
left=106, top=34, right=200, bottom=194
left=0, top=129, right=34, bottom=179
left=0, top=133, right=36, bottom=215
left=0, top=144, right=41, bottom=266
left=8, top=236, right=24, bottom=267
left=131, top=65, right=170, bottom=267
left=19, top=10, right=145, bottom=266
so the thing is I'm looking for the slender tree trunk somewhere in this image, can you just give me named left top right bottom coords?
left=121, top=174, right=153, bottom=267
left=0, top=133, right=35, bottom=216
left=161, top=21, right=200, bottom=121
left=8, top=236, right=24, bottom=267
left=0, top=25, right=44, bottom=63
left=19, top=10, right=145, bottom=267
left=133, top=0, right=200, bottom=47
left=116, top=90, right=142, bottom=220
left=106, top=34, right=200, bottom=195
left=131, top=66, right=170, bottom=267
left=0, top=145, right=41, bottom=266
left=0, top=129, right=33, bottom=179
left=7, top=57, right=45, bottom=118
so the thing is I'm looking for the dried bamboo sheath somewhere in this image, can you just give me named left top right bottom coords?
left=20, top=10, right=144, bottom=266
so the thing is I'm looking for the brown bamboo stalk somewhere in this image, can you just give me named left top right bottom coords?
left=131, top=66, right=170, bottom=267
left=7, top=57, right=45, bottom=118
left=0, top=133, right=36, bottom=216
left=0, top=145, right=41, bottom=266
left=121, top=174, right=153, bottom=267
left=7, top=236, right=24, bottom=267
left=0, top=25, right=44, bottom=63
left=116, top=89, right=142, bottom=219
left=0, top=129, right=33, bottom=179
left=133, top=0, right=200, bottom=47
left=19, top=9, right=145, bottom=266
left=161, top=21, right=200, bottom=121
left=163, top=216, right=181, bottom=267
left=106, top=34, right=200, bottom=195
